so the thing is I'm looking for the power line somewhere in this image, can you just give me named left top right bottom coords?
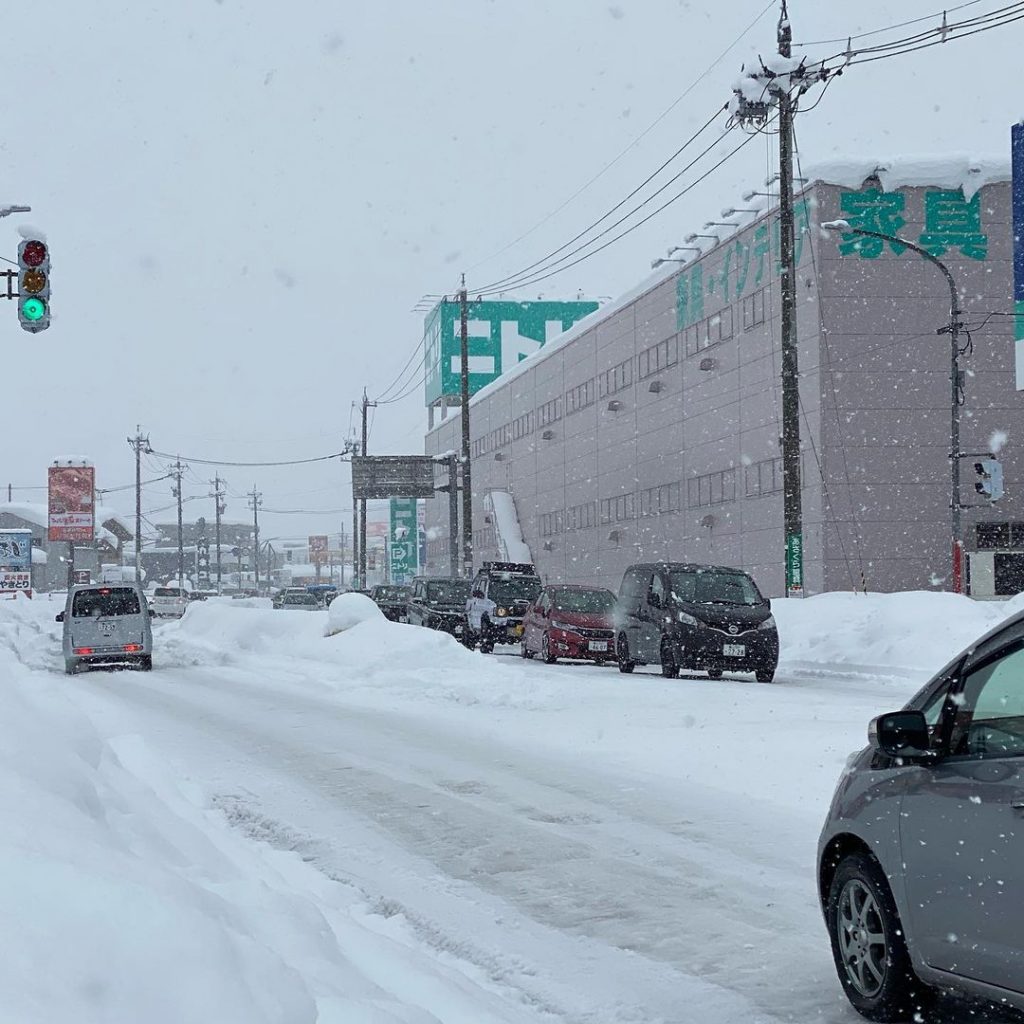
left=794, top=0, right=987, bottom=46
left=474, top=106, right=729, bottom=295
left=477, top=127, right=762, bottom=297
left=260, top=507, right=351, bottom=515
left=148, top=448, right=349, bottom=467
left=463, top=0, right=778, bottom=277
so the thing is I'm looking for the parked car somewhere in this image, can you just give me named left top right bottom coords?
left=464, top=561, right=543, bottom=653
left=521, top=585, right=616, bottom=664
left=277, top=592, right=321, bottom=611
left=406, top=576, right=472, bottom=635
left=150, top=585, right=191, bottom=618
left=272, top=586, right=308, bottom=609
left=817, top=609, right=1024, bottom=1021
left=614, top=562, right=778, bottom=681
left=56, top=583, right=154, bottom=675
left=370, top=584, right=410, bottom=622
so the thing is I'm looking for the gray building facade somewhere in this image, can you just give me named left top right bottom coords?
left=423, top=170, right=1024, bottom=597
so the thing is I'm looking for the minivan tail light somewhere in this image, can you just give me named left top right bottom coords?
left=73, top=647, right=93, bottom=656
left=123, top=644, right=142, bottom=653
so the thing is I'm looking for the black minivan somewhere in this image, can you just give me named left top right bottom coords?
left=615, top=562, right=778, bottom=682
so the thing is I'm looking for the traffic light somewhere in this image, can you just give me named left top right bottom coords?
left=974, top=458, right=1004, bottom=502
left=18, top=239, right=50, bottom=333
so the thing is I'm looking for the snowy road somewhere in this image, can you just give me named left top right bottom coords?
left=13, top=596, right=1024, bottom=1023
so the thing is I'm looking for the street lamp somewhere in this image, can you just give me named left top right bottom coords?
left=668, top=245, right=702, bottom=258
left=721, top=206, right=760, bottom=217
left=0, top=205, right=30, bottom=219
left=822, top=219, right=966, bottom=592
left=685, top=232, right=720, bottom=246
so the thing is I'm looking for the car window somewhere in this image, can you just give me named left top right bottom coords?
left=649, top=574, right=665, bottom=607
left=427, top=580, right=471, bottom=603
left=950, top=642, right=1024, bottom=759
left=669, top=569, right=761, bottom=606
left=552, top=589, right=615, bottom=613
left=619, top=567, right=646, bottom=601
left=72, top=588, right=141, bottom=618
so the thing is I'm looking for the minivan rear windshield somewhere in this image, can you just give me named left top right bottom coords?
left=154, top=588, right=183, bottom=598
left=376, top=587, right=408, bottom=601
left=72, top=588, right=141, bottom=618
left=669, top=570, right=762, bottom=606
left=427, top=581, right=471, bottom=604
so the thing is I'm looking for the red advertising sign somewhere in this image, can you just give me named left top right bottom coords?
left=48, top=464, right=95, bottom=543
left=308, top=535, right=328, bottom=564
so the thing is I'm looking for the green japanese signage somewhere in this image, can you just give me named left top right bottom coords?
left=836, top=187, right=988, bottom=260
left=423, top=299, right=598, bottom=405
left=676, top=201, right=810, bottom=330
left=389, top=498, right=418, bottom=584
left=786, top=532, right=804, bottom=597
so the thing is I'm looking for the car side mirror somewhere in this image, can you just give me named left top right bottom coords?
left=149, top=609, right=156, bottom=618
left=869, top=710, right=932, bottom=760
left=649, top=592, right=661, bottom=609
left=55, top=611, right=64, bottom=622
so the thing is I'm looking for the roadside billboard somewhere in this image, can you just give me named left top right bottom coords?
left=0, top=528, right=33, bottom=595
left=389, top=499, right=418, bottom=583
left=48, top=464, right=95, bottom=543
left=352, top=456, right=436, bottom=500
left=423, top=299, right=599, bottom=406
left=308, top=535, right=328, bottom=564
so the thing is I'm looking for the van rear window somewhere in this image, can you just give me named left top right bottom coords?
left=72, top=588, right=141, bottom=618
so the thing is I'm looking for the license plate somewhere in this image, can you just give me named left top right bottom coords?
left=589, top=640, right=609, bottom=652
left=513, top=624, right=524, bottom=637
left=723, top=643, right=746, bottom=658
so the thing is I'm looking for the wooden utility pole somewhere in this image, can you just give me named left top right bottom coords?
left=127, top=428, right=151, bottom=580
left=210, top=475, right=225, bottom=594
left=359, top=390, right=377, bottom=587
left=248, top=486, right=262, bottom=593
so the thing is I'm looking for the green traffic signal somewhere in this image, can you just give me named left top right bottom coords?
left=21, top=297, right=46, bottom=321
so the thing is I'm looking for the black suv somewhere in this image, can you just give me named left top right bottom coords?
left=406, top=576, right=472, bottom=635
left=615, top=562, right=778, bottom=682
left=370, top=584, right=410, bottom=622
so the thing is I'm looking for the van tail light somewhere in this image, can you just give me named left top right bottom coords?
left=73, top=647, right=93, bottom=656
left=123, top=644, right=142, bottom=653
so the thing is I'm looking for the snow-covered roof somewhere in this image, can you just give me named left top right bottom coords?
left=0, top=503, right=47, bottom=529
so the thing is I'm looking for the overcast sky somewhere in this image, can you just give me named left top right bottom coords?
left=3, top=0, right=1020, bottom=540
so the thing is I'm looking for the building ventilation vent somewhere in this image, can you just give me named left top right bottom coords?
left=699, top=357, right=717, bottom=371
left=606, top=399, right=623, bottom=412
left=494, top=452, right=504, bottom=461
left=648, top=380, right=664, bottom=393
left=608, top=529, right=621, bottom=543
left=542, top=540, right=555, bottom=551
left=541, top=429, right=556, bottom=440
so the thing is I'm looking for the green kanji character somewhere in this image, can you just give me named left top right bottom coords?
left=751, top=224, right=771, bottom=285
left=714, top=244, right=735, bottom=301
left=919, top=190, right=988, bottom=260
left=676, top=264, right=704, bottom=329
left=733, top=239, right=753, bottom=298
left=838, top=189, right=907, bottom=258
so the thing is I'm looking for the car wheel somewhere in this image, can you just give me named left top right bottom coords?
left=660, top=641, right=679, bottom=678
left=616, top=633, right=635, bottom=674
left=542, top=632, right=557, bottom=664
left=827, top=852, right=933, bottom=1022
left=707, top=666, right=723, bottom=680
left=520, top=638, right=533, bottom=659
left=139, top=656, right=153, bottom=672
left=755, top=666, right=775, bottom=683
left=479, top=619, right=494, bottom=654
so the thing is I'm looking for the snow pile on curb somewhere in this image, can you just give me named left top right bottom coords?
left=325, top=592, right=382, bottom=635
left=773, top=591, right=1024, bottom=681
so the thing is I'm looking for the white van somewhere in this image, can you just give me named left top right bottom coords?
left=150, top=585, right=190, bottom=618
left=57, top=583, right=154, bottom=675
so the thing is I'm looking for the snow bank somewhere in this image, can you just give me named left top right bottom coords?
left=326, top=591, right=382, bottom=635
left=807, top=154, right=1009, bottom=200
left=774, top=590, right=1024, bottom=681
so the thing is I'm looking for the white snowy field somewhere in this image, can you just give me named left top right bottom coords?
left=2, top=590, right=1023, bottom=1024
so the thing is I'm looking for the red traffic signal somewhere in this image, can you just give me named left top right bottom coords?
left=21, top=240, right=47, bottom=267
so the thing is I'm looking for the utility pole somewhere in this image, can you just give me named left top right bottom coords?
left=127, top=428, right=152, bottom=581
left=458, top=276, right=473, bottom=578
left=777, top=0, right=803, bottom=597
left=170, top=457, right=186, bottom=591
left=210, top=475, right=226, bottom=594
left=360, top=390, right=377, bottom=588
left=339, top=523, right=345, bottom=586
left=248, top=486, right=262, bottom=594
left=448, top=454, right=460, bottom=578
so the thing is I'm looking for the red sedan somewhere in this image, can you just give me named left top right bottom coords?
left=521, top=585, right=617, bottom=664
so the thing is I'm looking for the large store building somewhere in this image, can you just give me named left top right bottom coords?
left=422, top=162, right=1024, bottom=597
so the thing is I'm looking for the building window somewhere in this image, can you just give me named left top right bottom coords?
left=640, top=481, right=682, bottom=516
left=684, top=306, right=734, bottom=356
left=687, top=469, right=738, bottom=508
left=977, top=523, right=1024, bottom=550
left=598, top=357, right=634, bottom=398
left=565, top=378, right=596, bottom=415
left=638, top=334, right=680, bottom=380
left=745, top=456, right=783, bottom=497
left=537, top=397, right=563, bottom=427
left=742, top=287, right=768, bottom=331
left=539, top=511, right=564, bottom=538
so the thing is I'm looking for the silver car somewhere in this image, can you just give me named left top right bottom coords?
left=57, top=583, right=154, bottom=675
left=818, top=610, right=1024, bottom=1020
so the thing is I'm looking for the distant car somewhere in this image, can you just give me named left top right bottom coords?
left=56, top=583, right=154, bottom=675
left=277, top=592, right=321, bottom=611
left=521, top=585, right=616, bottom=664
left=272, top=587, right=307, bottom=609
left=818, top=609, right=1024, bottom=1021
left=406, top=576, right=472, bottom=635
left=464, top=562, right=542, bottom=653
left=615, top=562, right=778, bottom=682
left=150, top=585, right=190, bottom=618
left=370, top=585, right=410, bottom=622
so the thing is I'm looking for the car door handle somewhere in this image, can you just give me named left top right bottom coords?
left=1010, top=800, right=1024, bottom=812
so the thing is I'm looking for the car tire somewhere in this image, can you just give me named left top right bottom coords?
left=542, top=632, right=557, bottom=664
left=707, top=667, right=723, bottom=680
left=660, top=641, right=680, bottom=678
left=755, top=666, right=775, bottom=683
left=617, top=633, right=635, bottom=674
left=479, top=618, right=494, bottom=654
left=139, top=656, right=153, bottom=672
left=520, top=639, right=533, bottom=659
left=826, top=851, right=934, bottom=1023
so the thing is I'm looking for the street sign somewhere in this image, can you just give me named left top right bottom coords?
left=389, top=498, right=418, bottom=583
left=48, top=463, right=95, bottom=543
left=73, top=569, right=90, bottom=585
left=308, top=535, right=329, bottom=564
left=0, top=527, right=33, bottom=597
left=352, top=456, right=436, bottom=500
left=786, top=532, right=804, bottom=597
left=196, top=535, right=211, bottom=587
